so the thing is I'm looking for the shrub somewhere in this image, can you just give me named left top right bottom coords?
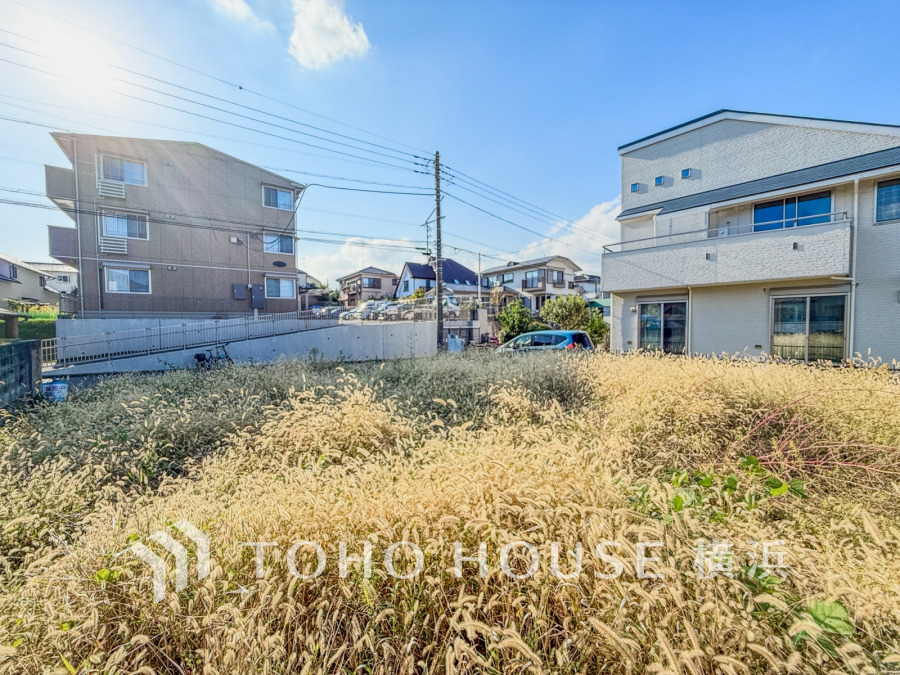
left=497, top=299, right=547, bottom=342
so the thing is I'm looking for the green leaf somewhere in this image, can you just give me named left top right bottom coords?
left=740, top=455, right=760, bottom=469
left=808, top=600, right=855, bottom=635
left=696, top=472, right=714, bottom=488
left=672, top=494, right=684, bottom=512
left=788, top=479, right=809, bottom=499
left=723, top=474, right=739, bottom=493
left=768, top=480, right=789, bottom=497
left=60, top=655, right=77, bottom=674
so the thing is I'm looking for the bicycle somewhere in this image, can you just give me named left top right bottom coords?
left=193, top=343, right=234, bottom=370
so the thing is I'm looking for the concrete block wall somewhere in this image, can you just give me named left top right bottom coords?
left=0, top=341, right=41, bottom=408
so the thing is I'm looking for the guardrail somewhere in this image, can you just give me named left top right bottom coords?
left=602, top=212, right=850, bottom=254
left=42, top=309, right=340, bottom=367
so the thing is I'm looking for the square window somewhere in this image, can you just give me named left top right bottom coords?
left=263, top=234, right=294, bottom=254
left=655, top=176, right=664, bottom=186
left=265, top=278, right=296, bottom=298
left=681, top=168, right=692, bottom=179
left=630, top=183, right=640, bottom=192
left=102, top=211, right=149, bottom=239
left=263, top=186, right=294, bottom=210
left=106, top=267, right=150, bottom=293
left=101, top=154, right=146, bottom=186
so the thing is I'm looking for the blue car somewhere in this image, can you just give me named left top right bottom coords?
left=496, top=330, right=594, bottom=352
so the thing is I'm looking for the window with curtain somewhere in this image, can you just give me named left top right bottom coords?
left=106, top=268, right=150, bottom=293
left=263, top=234, right=293, bottom=254
left=876, top=178, right=900, bottom=222
left=263, top=186, right=294, bottom=210
left=101, top=155, right=146, bottom=185
left=753, top=191, right=831, bottom=232
left=102, top=211, right=148, bottom=239
left=265, top=278, right=296, bottom=298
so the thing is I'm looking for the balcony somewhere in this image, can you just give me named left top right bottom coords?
left=48, top=225, right=77, bottom=263
left=601, top=213, right=852, bottom=293
left=45, top=165, right=75, bottom=212
left=522, top=274, right=546, bottom=292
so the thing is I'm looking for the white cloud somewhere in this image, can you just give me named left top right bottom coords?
left=288, top=0, right=370, bottom=70
left=300, top=237, right=416, bottom=288
left=208, top=0, right=275, bottom=32
left=508, top=196, right=622, bottom=274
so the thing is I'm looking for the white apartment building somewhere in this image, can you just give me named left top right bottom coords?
left=482, top=256, right=582, bottom=311
left=601, top=109, right=900, bottom=363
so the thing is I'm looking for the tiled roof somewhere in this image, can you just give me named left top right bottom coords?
left=402, top=258, right=477, bottom=285
left=618, top=144, right=900, bottom=220
left=337, top=266, right=397, bottom=282
left=482, top=255, right=581, bottom=275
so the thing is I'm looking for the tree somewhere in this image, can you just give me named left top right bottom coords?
left=539, top=294, right=589, bottom=330
left=497, top=300, right=547, bottom=342
left=412, top=287, right=427, bottom=299
left=540, top=295, right=608, bottom=348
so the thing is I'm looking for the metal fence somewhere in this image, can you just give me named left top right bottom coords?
left=42, top=310, right=341, bottom=367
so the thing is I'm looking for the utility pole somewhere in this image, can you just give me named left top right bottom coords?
left=434, top=151, right=443, bottom=348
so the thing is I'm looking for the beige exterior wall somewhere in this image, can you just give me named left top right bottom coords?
left=0, top=257, right=57, bottom=307
left=338, top=271, right=399, bottom=307
left=47, top=133, right=303, bottom=318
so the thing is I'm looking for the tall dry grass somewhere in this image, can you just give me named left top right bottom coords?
left=0, top=352, right=898, bottom=674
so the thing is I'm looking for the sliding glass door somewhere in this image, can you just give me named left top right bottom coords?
left=639, top=301, right=687, bottom=354
left=772, top=294, right=846, bottom=362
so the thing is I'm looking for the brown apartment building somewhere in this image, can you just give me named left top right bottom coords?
left=45, top=133, right=306, bottom=318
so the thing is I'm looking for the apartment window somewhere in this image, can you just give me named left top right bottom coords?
left=654, top=176, right=665, bottom=186
left=102, top=211, right=149, bottom=239
left=772, top=294, right=846, bottom=362
left=263, top=186, right=294, bottom=211
left=876, top=178, right=900, bottom=222
left=263, top=234, right=294, bottom=254
left=630, top=183, right=640, bottom=192
left=403, top=280, right=409, bottom=292
left=265, top=278, right=296, bottom=298
left=639, top=301, right=687, bottom=354
left=101, top=154, right=146, bottom=186
left=753, top=191, right=831, bottom=232
left=362, top=277, right=381, bottom=289
left=106, top=267, right=150, bottom=294
left=681, top=168, right=692, bottom=179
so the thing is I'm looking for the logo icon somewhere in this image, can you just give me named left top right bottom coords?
left=128, top=520, right=210, bottom=603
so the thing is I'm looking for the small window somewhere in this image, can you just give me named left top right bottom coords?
left=630, top=183, right=640, bottom=192
left=876, top=178, right=900, bottom=222
left=654, top=176, right=665, bottom=186
left=9, top=265, right=17, bottom=279
left=102, top=211, right=149, bottom=239
left=101, top=154, right=146, bottom=186
left=57, top=275, right=69, bottom=283
left=263, top=234, right=294, bottom=254
left=403, top=280, right=409, bottom=292
left=502, top=273, right=514, bottom=284
left=681, top=168, right=692, bottom=179
left=392, top=278, right=398, bottom=285
left=39, top=276, right=46, bottom=287
left=265, top=278, right=296, bottom=298
left=106, top=268, right=150, bottom=294
left=263, top=186, right=294, bottom=210
left=550, top=270, right=564, bottom=284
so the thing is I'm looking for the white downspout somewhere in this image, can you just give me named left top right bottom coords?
left=687, top=286, right=693, bottom=355
left=849, top=179, right=859, bottom=359
left=73, top=139, right=85, bottom=318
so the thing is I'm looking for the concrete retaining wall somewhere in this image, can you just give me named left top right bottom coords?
left=46, top=322, right=438, bottom=376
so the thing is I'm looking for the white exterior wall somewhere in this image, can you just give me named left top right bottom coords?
left=396, top=268, right=434, bottom=298
left=621, top=118, right=900, bottom=212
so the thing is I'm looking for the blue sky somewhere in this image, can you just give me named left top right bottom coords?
left=2, top=0, right=899, bottom=285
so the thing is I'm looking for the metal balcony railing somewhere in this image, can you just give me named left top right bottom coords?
left=602, top=211, right=851, bottom=254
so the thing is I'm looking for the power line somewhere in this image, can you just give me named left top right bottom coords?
left=6, top=1, right=433, bottom=156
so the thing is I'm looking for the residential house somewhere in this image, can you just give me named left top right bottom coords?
left=0, top=252, right=59, bottom=307
left=337, top=267, right=398, bottom=307
left=45, top=132, right=306, bottom=318
left=396, top=258, right=481, bottom=299
left=26, top=262, right=78, bottom=295
left=601, top=109, right=900, bottom=363
left=574, top=274, right=610, bottom=317
left=481, top=256, right=582, bottom=311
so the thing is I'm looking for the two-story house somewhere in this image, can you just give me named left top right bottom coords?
left=481, top=256, right=582, bottom=311
left=337, top=267, right=399, bottom=307
left=0, top=252, right=59, bottom=307
left=26, top=262, right=78, bottom=295
left=396, top=258, right=479, bottom=299
left=601, top=109, right=900, bottom=363
left=45, top=132, right=306, bottom=318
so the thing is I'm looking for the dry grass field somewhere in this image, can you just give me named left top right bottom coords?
left=1, top=352, right=899, bottom=674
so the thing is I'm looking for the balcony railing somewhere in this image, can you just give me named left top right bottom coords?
left=602, top=211, right=850, bottom=254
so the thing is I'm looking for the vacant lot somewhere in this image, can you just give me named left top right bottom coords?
left=1, top=352, right=898, bottom=674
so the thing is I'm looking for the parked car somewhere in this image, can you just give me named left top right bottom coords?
left=496, top=330, right=594, bottom=353
left=339, top=301, right=375, bottom=321
left=377, top=302, right=401, bottom=320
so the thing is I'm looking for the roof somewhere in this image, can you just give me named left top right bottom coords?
left=618, top=109, right=900, bottom=152
left=24, top=262, right=78, bottom=274
left=618, top=144, right=900, bottom=220
left=574, top=273, right=601, bottom=283
left=401, top=258, right=477, bottom=285
left=0, top=252, right=49, bottom=277
left=49, top=132, right=305, bottom=190
left=482, top=255, right=581, bottom=275
left=336, top=266, right=397, bottom=282
left=0, top=307, right=27, bottom=318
